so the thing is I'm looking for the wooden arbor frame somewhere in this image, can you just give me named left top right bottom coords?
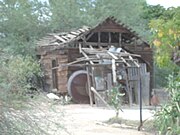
left=64, top=44, right=141, bottom=106
left=65, top=44, right=143, bottom=128
left=53, top=44, right=143, bottom=129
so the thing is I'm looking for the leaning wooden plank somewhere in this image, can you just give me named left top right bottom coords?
left=89, top=45, right=94, bottom=49
left=70, top=31, right=79, bottom=35
left=59, top=63, right=112, bottom=68
left=128, top=54, right=140, bottom=67
left=78, top=28, right=86, bottom=32
left=53, top=35, right=66, bottom=42
left=66, top=34, right=76, bottom=38
left=82, top=48, right=107, bottom=54
left=91, top=87, right=111, bottom=109
left=65, top=58, right=99, bottom=66
left=120, top=57, right=131, bottom=67
left=76, top=55, right=97, bottom=61
left=76, top=30, right=83, bottom=34
left=107, top=51, right=118, bottom=59
left=61, top=36, right=70, bottom=40
left=80, top=49, right=94, bottom=65
left=86, top=32, right=94, bottom=41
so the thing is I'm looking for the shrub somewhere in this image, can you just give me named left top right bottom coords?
left=107, top=85, right=125, bottom=118
left=0, top=55, right=43, bottom=106
left=1, top=55, right=42, bottom=92
left=155, top=73, right=180, bottom=135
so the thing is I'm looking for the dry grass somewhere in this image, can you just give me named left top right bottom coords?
left=105, top=116, right=156, bottom=133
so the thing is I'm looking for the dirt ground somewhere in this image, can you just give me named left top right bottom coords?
left=27, top=95, right=156, bottom=135
left=60, top=104, right=155, bottom=135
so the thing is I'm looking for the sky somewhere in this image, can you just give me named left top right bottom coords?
left=40, top=0, right=180, bottom=8
left=146, top=0, right=180, bottom=8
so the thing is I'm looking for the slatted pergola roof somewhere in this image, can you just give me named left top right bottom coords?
left=36, top=17, right=149, bottom=48
left=65, top=45, right=141, bottom=68
left=37, top=26, right=90, bottom=47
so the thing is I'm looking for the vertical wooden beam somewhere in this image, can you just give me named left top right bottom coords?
left=52, top=59, right=58, bottom=90
left=112, top=59, right=117, bottom=85
left=138, top=66, right=143, bottom=131
left=98, top=32, right=101, bottom=48
left=135, top=37, right=137, bottom=51
left=82, top=35, right=86, bottom=47
left=119, top=33, right=122, bottom=47
left=109, top=32, right=111, bottom=45
left=86, top=65, right=93, bottom=106
left=137, top=67, right=141, bottom=105
left=107, top=73, right=112, bottom=90
left=126, top=68, right=132, bottom=106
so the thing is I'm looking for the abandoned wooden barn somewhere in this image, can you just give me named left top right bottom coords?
left=36, top=17, right=153, bottom=105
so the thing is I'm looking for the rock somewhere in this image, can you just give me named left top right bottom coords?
left=47, top=93, right=60, bottom=100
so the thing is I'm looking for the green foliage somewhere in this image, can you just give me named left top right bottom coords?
left=48, top=0, right=148, bottom=38
left=0, top=0, right=50, bottom=55
left=108, top=85, right=125, bottom=118
left=0, top=55, right=43, bottom=104
left=141, top=4, right=166, bottom=20
left=149, top=7, right=180, bottom=68
left=155, top=73, right=180, bottom=135
left=154, top=66, right=172, bottom=88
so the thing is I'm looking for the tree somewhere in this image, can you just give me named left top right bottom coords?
left=0, top=0, right=49, bottom=55
left=90, top=0, right=148, bottom=38
left=48, top=0, right=148, bottom=38
left=148, top=6, right=180, bottom=135
left=48, top=0, right=97, bottom=31
left=141, top=4, right=166, bottom=21
left=149, top=7, right=180, bottom=68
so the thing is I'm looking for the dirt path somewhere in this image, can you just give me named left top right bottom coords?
left=57, top=104, right=154, bottom=135
left=27, top=96, right=155, bottom=135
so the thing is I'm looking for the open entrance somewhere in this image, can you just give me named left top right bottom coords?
left=52, top=59, right=58, bottom=89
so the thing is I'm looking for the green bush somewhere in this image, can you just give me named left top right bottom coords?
left=0, top=55, right=47, bottom=135
left=155, top=73, right=180, bottom=135
left=107, top=85, right=125, bottom=118
left=0, top=55, right=43, bottom=103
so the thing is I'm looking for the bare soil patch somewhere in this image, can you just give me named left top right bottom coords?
left=25, top=95, right=156, bottom=135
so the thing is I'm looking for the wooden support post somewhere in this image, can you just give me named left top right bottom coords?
left=82, top=35, right=86, bottom=47
left=86, top=65, right=93, bottom=106
left=119, top=33, right=122, bottom=47
left=137, top=67, right=141, bottom=105
left=107, top=73, right=112, bottom=90
left=112, top=59, right=117, bottom=85
left=109, top=32, right=111, bottom=45
left=98, top=32, right=101, bottom=48
left=135, top=38, right=137, bottom=51
left=138, top=66, right=143, bottom=131
left=125, top=68, right=132, bottom=106
left=79, top=43, right=82, bottom=53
